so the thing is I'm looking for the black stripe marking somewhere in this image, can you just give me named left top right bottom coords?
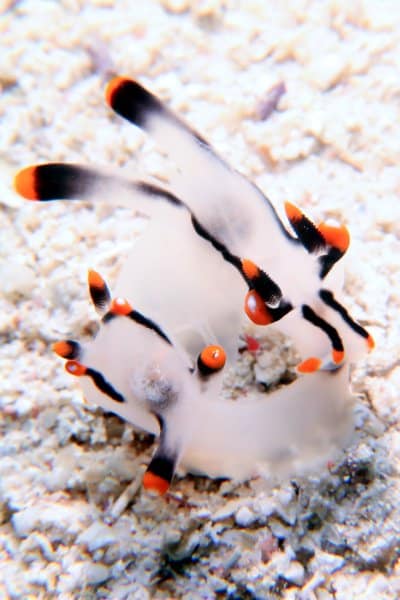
left=86, top=367, right=125, bottom=403
left=89, top=283, right=111, bottom=312
left=146, top=455, right=175, bottom=483
left=319, top=248, right=343, bottom=279
left=108, top=79, right=164, bottom=128
left=109, top=78, right=210, bottom=147
left=191, top=214, right=284, bottom=307
left=62, top=340, right=81, bottom=360
left=302, top=305, right=344, bottom=352
left=136, top=181, right=184, bottom=207
left=191, top=214, right=242, bottom=270
left=197, top=356, right=218, bottom=377
left=319, top=289, right=370, bottom=339
left=147, top=415, right=177, bottom=483
left=289, top=213, right=326, bottom=254
left=246, top=269, right=282, bottom=307
left=31, top=163, right=98, bottom=201
left=102, top=309, right=172, bottom=345
left=267, top=300, right=293, bottom=322
left=128, top=310, right=172, bottom=345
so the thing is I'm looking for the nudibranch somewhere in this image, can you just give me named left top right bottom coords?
left=15, top=77, right=374, bottom=494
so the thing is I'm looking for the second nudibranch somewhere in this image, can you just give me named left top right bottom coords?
left=52, top=267, right=353, bottom=492
left=14, top=76, right=374, bottom=494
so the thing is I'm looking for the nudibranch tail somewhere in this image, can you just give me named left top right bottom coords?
left=143, top=417, right=178, bottom=496
left=14, top=164, right=100, bottom=202
left=14, top=163, right=188, bottom=225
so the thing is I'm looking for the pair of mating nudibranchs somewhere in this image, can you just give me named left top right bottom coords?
left=15, top=77, right=374, bottom=495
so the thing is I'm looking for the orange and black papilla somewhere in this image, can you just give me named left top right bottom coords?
left=14, top=164, right=97, bottom=201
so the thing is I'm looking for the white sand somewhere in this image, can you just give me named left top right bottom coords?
left=1, top=1, right=400, bottom=598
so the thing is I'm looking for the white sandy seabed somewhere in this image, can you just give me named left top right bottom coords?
left=1, top=1, right=400, bottom=598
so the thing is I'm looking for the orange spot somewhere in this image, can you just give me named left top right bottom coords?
left=241, top=258, right=260, bottom=280
left=65, top=360, right=87, bottom=377
left=245, top=334, right=260, bottom=353
left=110, top=297, right=132, bottom=316
left=53, top=340, right=73, bottom=358
left=367, top=334, right=375, bottom=351
left=142, top=471, right=170, bottom=495
left=332, top=349, right=345, bottom=364
left=284, top=201, right=303, bottom=223
left=105, top=76, right=128, bottom=107
left=244, top=290, right=273, bottom=325
left=200, top=345, right=226, bottom=371
left=318, top=223, right=350, bottom=253
left=297, top=357, right=322, bottom=373
left=14, top=166, right=39, bottom=200
left=88, top=269, right=106, bottom=290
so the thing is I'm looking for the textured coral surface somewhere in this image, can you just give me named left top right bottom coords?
left=1, top=1, right=399, bottom=598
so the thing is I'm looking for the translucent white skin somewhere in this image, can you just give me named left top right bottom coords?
left=132, top=100, right=368, bottom=363
left=79, top=295, right=353, bottom=480
left=114, top=210, right=247, bottom=364
left=15, top=79, right=372, bottom=482
left=75, top=189, right=355, bottom=480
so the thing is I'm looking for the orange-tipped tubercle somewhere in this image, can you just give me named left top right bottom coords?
left=14, top=166, right=39, bottom=201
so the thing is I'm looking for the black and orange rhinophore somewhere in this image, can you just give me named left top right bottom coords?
left=284, top=201, right=326, bottom=253
left=318, top=222, right=350, bottom=254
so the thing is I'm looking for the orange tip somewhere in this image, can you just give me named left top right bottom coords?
left=14, top=166, right=39, bottom=201
left=105, top=76, right=128, bottom=107
left=284, top=201, right=303, bottom=223
left=318, top=223, right=350, bottom=254
left=142, top=471, right=170, bottom=495
left=332, top=349, right=345, bottom=365
left=110, top=297, right=132, bottom=316
left=367, top=334, right=375, bottom=351
left=199, top=345, right=226, bottom=371
left=88, top=269, right=106, bottom=290
left=244, top=290, right=273, bottom=326
left=65, top=360, right=87, bottom=377
left=297, top=357, right=322, bottom=374
left=241, top=258, right=260, bottom=281
left=53, top=340, right=73, bottom=359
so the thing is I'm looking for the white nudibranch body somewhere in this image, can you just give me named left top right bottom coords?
left=15, top=76, right=374, bottom=495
